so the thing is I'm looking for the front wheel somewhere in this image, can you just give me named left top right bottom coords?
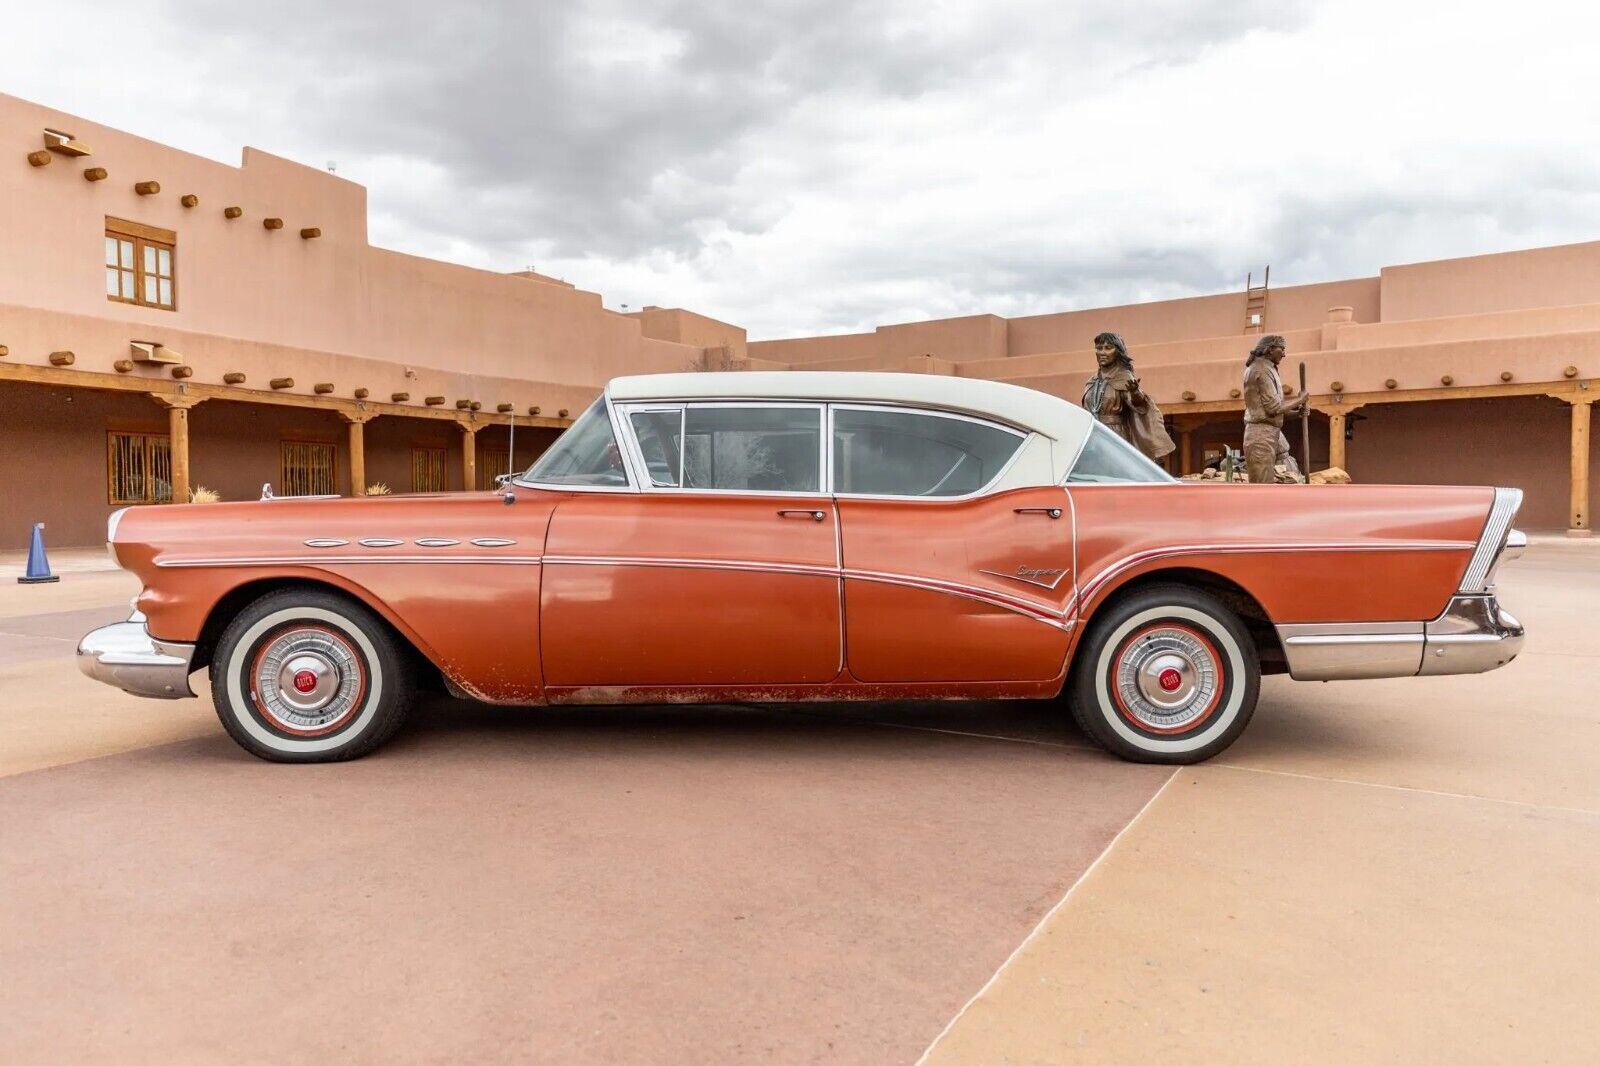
left=1068, top=583, right=1259, bottom=764
left=212, top=589, right=415, bottom=762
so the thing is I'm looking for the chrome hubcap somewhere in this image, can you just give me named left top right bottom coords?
left=253, top=627, right=363, bottom=734
left=1114, top=625, right=1220, bottom=733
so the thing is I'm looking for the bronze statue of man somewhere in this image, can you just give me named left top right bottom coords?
left=1242, top=334, right=1306, bottom=483
left=1082, top=332, right=1174, bottom=462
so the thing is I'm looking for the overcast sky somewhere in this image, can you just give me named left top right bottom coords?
left=7, top=1, right=1599, bottom=338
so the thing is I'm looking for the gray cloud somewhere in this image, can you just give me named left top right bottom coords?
left=154, top=0, right=1314, bottom=261
left=10, top=0, right=1594, bottom=339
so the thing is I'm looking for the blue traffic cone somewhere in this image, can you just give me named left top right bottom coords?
left=18, top=522, right=60, bottom=584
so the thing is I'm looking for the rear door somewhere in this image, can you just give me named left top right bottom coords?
left=833, top=405, right=1075, bottom=683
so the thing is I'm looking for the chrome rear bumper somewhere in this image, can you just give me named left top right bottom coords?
left=1278, top=594, right=1524, bottom=681
left=77, top=616, right=197, bottom=699
left=1278, top=496, right=1527, bottom=682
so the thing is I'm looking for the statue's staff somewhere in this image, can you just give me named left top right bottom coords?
left=1299, top=362, right=1311, bottom=477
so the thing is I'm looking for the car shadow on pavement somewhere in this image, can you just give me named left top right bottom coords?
left=407, top=695, right=1094, bottom=751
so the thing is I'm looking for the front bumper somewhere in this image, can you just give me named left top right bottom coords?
left=77, top=615, right=197, bottom=699
left=1277, top=594, right=1524, bottom=681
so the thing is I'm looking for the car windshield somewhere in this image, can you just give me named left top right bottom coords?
left=520, top=397, right=628, bottom=487
left=1066, top=423, right=1175, bottom=484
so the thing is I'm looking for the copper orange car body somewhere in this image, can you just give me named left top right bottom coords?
left=79, top=372, right=1528, bottom=764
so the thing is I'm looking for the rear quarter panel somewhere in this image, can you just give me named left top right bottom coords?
left=1066, top=483, right=1491, bottom=628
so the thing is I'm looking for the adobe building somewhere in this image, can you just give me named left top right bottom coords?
left=4, top=89, right=1597, bottom=545
left=749, top=257, right=1600, bottom=534
left=1, top=92, right=745, bottom=546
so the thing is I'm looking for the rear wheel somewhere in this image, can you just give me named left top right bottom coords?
left=1068, top=583, right=1259, bottom=764
left=212, top=589, right=414, bottom=762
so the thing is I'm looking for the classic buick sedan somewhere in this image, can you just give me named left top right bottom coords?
left=80, top=372, right=1526, bottom=764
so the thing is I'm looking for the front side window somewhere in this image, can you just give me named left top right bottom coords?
left=522, top=397, right=629, bottom=487
left=1066, top=423, right=1175, bottom=484
left=833, top=407, right=1023, bottom=497
left=682, top=405, right=822, bottom=492
left=105, top=218, right=175, bottom=310
left=281, top=440, right=337, bottom=496
left=108, top=431, right=172, bottom=504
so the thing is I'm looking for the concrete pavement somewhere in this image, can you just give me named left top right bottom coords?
left=0, top=543, right=1595, bottom=1063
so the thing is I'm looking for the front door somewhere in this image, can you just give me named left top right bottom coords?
left=540, top=402, right=842, bottom=688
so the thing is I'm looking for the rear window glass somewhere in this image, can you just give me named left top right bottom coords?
left=1066, top=423, right=1174, bottom=484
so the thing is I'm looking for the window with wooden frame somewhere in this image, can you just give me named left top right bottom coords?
left=105, top=217, right=176, bottom=310
left=412, top=447, right=447, bottom=493
left=107, top=431, right=173, bottom=504
left=477, top=447, right=513, bottom=490
left=280, top=440, right=337, bottom=497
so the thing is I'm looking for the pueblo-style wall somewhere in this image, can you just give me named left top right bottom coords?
left=0, top=91, right=713, bottom=416
left=750, top=242, right=1600, bottom=533
left=0, top=92, right=735, bottom=545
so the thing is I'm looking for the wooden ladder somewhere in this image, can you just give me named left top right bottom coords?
left=1244, top=267, right=1270, bottom=333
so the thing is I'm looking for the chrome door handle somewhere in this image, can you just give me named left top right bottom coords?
left=778, top=509, right=826, bottom=522
left=1014, top=507, right=1063, bottom=519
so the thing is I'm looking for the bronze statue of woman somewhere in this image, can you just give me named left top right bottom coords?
left=1082, top=332, right=1175, bottom=461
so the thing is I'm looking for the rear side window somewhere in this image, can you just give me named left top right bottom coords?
left=1066, top=423, right=1174, bottom=484
left=833, top=406, right=1023, bottom=497
left=682, top=406, right=822, bottom=492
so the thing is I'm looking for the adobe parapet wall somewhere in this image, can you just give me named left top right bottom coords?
left=1, top=91, right=705, bottom=410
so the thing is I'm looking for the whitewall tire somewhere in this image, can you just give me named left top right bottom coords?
left=212, top=589, right=415, bottom=762
left=1069, top=584, right=1259, bottom=764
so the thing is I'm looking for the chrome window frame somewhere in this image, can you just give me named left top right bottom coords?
left=511, top=392, right=641, bottom=494
left=826, top=403, right=1032, bottom=501
left=612, top=400, right=829, bottom=498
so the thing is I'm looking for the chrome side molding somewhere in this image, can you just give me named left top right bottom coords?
left=1274, top=621, right=1425, bottom=681
left=358, top=538, right=404, bottom=548
left=415, top=538, right=461, bottom=547
left=304, top=538, right=350, bottom=548
left=471, top=538, right=517, bottom=547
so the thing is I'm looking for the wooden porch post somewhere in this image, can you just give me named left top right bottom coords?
left=1178, top=425, right=1195, bottom=476
left=1571, top=398, right=1593, bottom=536
left=152, top=394, right=203, bottom=504
left=1327, top=411, right=1346, bottom=472
left=458, top=422, right=479, bottom=491
left=341, top=412, right=375, bottom=496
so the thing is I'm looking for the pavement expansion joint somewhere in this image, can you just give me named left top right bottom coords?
left=1208, top=761, right=1600, bottom=817
left=914, top=768, right=1182, bottom=1066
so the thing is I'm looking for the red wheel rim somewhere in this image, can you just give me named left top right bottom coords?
left=247, top=623, right=368, bottom=737
left=1109, top=621, right=1224, bottom=735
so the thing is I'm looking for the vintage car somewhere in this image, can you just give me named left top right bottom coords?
left=79, top=372, right=1527, bottom=764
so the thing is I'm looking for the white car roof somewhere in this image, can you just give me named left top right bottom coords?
left=607, top=371, right=1093, bottom=448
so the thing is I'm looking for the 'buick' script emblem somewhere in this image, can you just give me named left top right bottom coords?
left=979, top=564, right=1071, bottom=591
